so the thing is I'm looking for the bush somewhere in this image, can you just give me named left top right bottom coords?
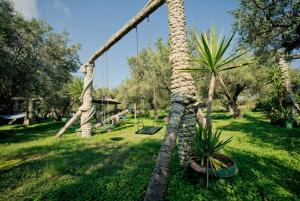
left=269, top=108, right=293, bottom=127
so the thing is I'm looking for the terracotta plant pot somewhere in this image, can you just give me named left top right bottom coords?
left=190, top=154, right=238, bottom=178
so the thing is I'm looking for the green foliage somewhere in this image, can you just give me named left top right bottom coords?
left=116, top=39, right=171, bottom=112
left=67, top=76, right=84, bottom=110
left=232, top=0, right=300, bottom=57
left=269, top=107, right=293, bottom=127
left=193, top=126, right=232, bottom=171
left=187, top=26, right=248, bottom=122
left=291, top=68, right=300, bottom=99
left=216, top=56, right=266, bottom=109
left=188, top=26, right=247, bottom=74
left=259, top=65, right=296, bottom=127
left=0, top=0, right=81, bottom=113
left=167, top=112, right=300, bottom=201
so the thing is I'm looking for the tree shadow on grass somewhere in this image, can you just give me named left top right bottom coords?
left=218, top=113, right=300, bottom=153
left=0, top=122, right=79, bottom=144
left=110, top=137, right=124, bottom=141
left=211, top=112, right=233, bottom=120
left=228, top=149, right=300, bottom=200
left=167, top=148, right=300, bottom=201
left=0, top=139, right=162, bottom=201
left=111, top=124, right=134, bottom=131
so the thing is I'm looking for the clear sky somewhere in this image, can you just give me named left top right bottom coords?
left=10, top=0, right=248, bottom=89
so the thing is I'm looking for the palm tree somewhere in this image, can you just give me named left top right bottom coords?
left=67, top=76, right=84, bottom=110
left=278, top=56, right=300, bottom=125
left=144, top=0, right=197, bottom=200
left=187, top=26, right=248, bottom=129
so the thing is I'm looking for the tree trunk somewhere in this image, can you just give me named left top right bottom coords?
left=52, top=108, right=62, bottom=122
left=144, top=103, right=185, bottom=201
left=279, top=57, right=299, bottom=125
left=134, top=103, right=137, bottom=122
left=81, top=64, right=94, bottom=137
left=23, top=99, right=36, bottom=125
left=217, top=74, right=242, bottom=118
left=56, top=110, right=82, bottom=138
left=231, top=103, right=241, bottom=118
left=196, top=106, right=206, bottom=128
left=144, top=0, right=197, bottom=200
left=206, top=73, right=216, bottom=131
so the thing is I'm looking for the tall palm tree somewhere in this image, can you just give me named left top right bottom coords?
left=187, top=27, right=248, bottom=129
left=278, top=56, right=300, bottom=125
left=144, top=0, right=197, bottom=200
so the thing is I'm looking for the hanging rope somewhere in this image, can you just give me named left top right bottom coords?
left=104, top=52, right=109, bottom=124
left=101, top=58, right=105, bottom=125
left=135, top=26, right=144, bottom=130
left=147, top=15, right=157, bottom=126
left=147, top=16, right=152, bottom=49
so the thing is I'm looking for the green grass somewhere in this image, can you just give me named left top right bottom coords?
left=167, top=112, right=300, bottom=201
left=0, top=112, right=299, bottom=201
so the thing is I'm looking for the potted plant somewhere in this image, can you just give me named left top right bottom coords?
left=190, top=126, right=238, bottom=187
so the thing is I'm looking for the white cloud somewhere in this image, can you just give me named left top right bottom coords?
left=10, top=0, right=39, bottom=19
left=53, top=0, right=71, bottom=17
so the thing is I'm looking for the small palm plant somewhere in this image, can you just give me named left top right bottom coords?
left=266, top=65, right=294, bottom=127
left=67, top=76, right=84, bottom=109
left=186, top=26, right=248, bottom=129
left=193, top=126, right=232, bottom=187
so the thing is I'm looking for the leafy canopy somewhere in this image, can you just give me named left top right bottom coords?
left=231, top=0, right=300, bottom=57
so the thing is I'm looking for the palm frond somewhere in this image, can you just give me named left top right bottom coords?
left=218, top=62, right=250, bottom=72
left=193, top=126, right=233, bottom=172
left=190, top=27, right=249, bottom=75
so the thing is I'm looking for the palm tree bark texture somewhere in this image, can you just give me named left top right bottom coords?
left=144, top=0, right=197, bottom=200
left=80, top=63, right=94, bottom=137
left=279, top=57, right=300, bottom=125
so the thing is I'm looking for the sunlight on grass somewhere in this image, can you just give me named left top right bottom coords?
left=0, top=113, right=299, bottom=201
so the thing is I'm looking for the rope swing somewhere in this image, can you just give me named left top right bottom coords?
left=56, top=0, right=166, bottom=138
left=135, top=26, right=144, bottom=131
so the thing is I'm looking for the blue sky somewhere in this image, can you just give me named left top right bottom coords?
left=14, top=0, right=298, bottom=89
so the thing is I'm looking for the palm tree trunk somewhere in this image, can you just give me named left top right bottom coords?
left=81, top=64, right=94, bottom=137
left=24, top=99, right=37, bottom=125
left=279, top=57, right=299, bottom=124
left=217, top=74, right=242, bottom=118
left=196, top=106, right=206, bottom=128
left=56, top=110, right=82, bottom=138
left=206, top=73, right=216, bottom=131
left=144, top=0, right=197, bottom=200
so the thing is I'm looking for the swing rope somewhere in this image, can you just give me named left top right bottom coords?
left=101, top=58, right=104, bottom=124
left=101, top=52, right=109, bottom=126
left=135, top=26, right=144, bottom=131
left=105, top=52, right=109, bottom=124
left=147, top=16, right=151, bottom=49
left=147, top=16, right=158, bottom=127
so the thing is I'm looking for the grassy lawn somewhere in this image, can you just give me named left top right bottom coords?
left=0, top=112, right=299, bottom=201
